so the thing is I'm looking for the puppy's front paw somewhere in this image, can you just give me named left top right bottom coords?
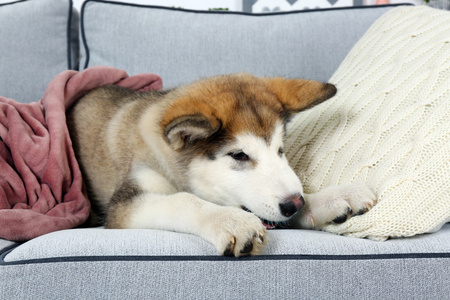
left=295, top=183, right=377, bottom=229
left=204, top=207, right=267, bottom=257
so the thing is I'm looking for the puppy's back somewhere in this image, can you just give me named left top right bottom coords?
left=67, top=86, right=145, bottom=218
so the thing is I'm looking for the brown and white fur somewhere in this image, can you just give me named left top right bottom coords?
left=67, top=73, right=376, bottom=257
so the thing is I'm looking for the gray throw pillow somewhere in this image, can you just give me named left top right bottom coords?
left=0, top=0, right=79, bottom=103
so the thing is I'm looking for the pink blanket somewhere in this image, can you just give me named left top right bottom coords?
left=0, top=66, right=162, bottom=241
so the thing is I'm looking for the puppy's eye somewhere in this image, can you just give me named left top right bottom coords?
left=278, top=147, right=284, bottom=156
left=228, top=151, right=250, bottom=162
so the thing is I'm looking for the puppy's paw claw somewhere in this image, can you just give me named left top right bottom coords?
left=208, top=207, right=267, bottom=257
left=223, top=236, right=236, bottom=256
left=296, top=182, right=377, bottom=229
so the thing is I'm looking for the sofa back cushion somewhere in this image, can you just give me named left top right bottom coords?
left=80, top=1, right=404, bottom=88
left=0, top=0, right=78, bottom=103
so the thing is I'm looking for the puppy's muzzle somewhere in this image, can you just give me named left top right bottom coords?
left=279, top=194, right=304, bottom=217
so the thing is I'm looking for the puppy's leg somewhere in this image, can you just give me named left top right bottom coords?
left=291, top=182, right=377, bottom=229
left=106, top=180, right=267, bottom=257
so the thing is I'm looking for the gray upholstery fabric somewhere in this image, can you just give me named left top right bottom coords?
left=3, top=224, right=450, bottom=261
left=1, top=225, right=449, bottom=299
left=0, top=0, right=78, bottom=103
left=0, top=258, right=448, bottom=300
left=0, top=239, right=15, bottom=253
left=80, top=1, right=398, bottom=88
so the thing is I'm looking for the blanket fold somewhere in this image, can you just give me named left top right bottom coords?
left=0, top=66, right=162, bottom=241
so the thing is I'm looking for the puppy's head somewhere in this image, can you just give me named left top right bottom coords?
left=160, top=73, right=336, bottom=227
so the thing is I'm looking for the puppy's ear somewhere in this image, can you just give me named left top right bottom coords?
left=161, top=100, right=221, bottom=150
left=263, top=77, right=337, bottom=114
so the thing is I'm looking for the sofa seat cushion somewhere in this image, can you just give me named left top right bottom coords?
left=285, top=6, right=450, bottom=241
left=1, top=225, right=449, bottom=299
left=0, top=0, right=78, bottom=103
left=2, top=224, right=450, bottom=262
left=80, top=0, right=403, bottom=88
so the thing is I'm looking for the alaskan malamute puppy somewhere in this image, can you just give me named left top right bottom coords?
left=67, top=73, right=376, bottom=257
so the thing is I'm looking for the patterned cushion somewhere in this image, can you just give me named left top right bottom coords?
left=285, top=6, right=450, bottom=240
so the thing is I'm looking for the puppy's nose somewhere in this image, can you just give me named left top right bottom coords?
left=279, top=194, right=305, bottom=217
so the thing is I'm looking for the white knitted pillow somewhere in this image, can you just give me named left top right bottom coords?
left=285, top=6, right=450, bottom=241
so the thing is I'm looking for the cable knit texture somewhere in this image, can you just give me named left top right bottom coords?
left=285, top=6, right=450, bottom=240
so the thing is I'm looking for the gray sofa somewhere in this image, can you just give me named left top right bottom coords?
left=1, top=0, right=449, bottom=299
